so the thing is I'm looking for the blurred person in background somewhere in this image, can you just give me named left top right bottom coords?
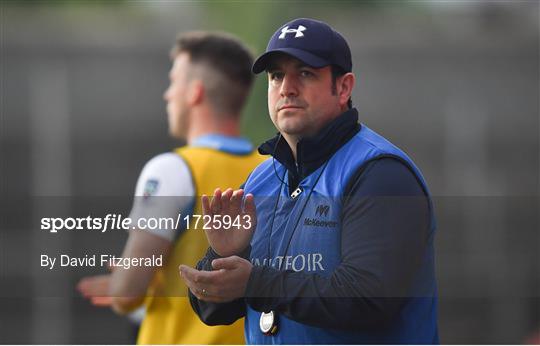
left=180, top=18, right=438, bottom=344
left=77, top=31, right=265, bottom=344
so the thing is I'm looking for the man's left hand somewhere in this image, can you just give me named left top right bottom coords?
left=179, top=256, right=252, bottom=303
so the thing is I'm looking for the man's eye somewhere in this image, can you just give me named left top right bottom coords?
left=300, top=70, right=314, bottom=77
left=270, top=72, right=283, bottom=81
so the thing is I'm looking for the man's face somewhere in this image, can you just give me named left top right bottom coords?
left=164, top=53, right=191, bottom=139
left=267, top=54, right=342, bottom=139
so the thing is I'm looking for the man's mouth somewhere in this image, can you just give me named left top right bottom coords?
left=279, top=105, right=303, bottom=111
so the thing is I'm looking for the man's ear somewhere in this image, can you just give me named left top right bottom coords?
left=186, top=79, right=205, bottom=106
left=338, top=72, right=355, bottom=107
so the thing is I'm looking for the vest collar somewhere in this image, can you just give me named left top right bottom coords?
left=258, top=108, right=360, bottom=185
left=192, top=134, right=253, bottom=155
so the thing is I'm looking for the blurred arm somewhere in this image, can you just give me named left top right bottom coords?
left=109, top=153, right=195, bottom=314
left=110, top=230, right=171, bottom=314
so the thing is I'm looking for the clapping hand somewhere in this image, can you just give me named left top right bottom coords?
left=201, top=188, right=256, bottom=257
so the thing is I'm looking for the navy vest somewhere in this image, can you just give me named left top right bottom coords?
left=243, top=124, right=438, bottom=344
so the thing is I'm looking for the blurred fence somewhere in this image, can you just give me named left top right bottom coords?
left=1, top=1, right=539, bottom=344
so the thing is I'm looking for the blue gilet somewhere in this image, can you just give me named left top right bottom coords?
left=242, top=124, right=438, bottom=344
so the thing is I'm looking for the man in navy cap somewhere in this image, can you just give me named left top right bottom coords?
left=180, top=18, right=439, bottom=344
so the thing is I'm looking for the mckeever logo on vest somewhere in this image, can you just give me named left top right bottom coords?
left=304, top=204, right=338, bottom=228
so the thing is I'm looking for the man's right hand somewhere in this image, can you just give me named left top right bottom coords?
left=77, top=274, right=113, bottom=307
left=201, top=188, right=256, bottom=257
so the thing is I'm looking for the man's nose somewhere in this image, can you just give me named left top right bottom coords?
left=280, top=74, right=299, bottom=98
left=163, top=86, right=171, bottom=101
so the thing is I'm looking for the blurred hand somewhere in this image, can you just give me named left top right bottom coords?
left=179, top=255, right=252, bottom=303
left=201, top=188, right=256, bottom=257
left=76, top=274, right=113, bottom=307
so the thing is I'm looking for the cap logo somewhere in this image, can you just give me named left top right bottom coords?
left=278, top=25, right=307, bottom=39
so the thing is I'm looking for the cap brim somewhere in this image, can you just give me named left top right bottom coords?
left=252, top=48, right=330, bottom=74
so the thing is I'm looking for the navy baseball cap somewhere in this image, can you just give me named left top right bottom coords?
left=252, top=18, right=352, bottom=74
